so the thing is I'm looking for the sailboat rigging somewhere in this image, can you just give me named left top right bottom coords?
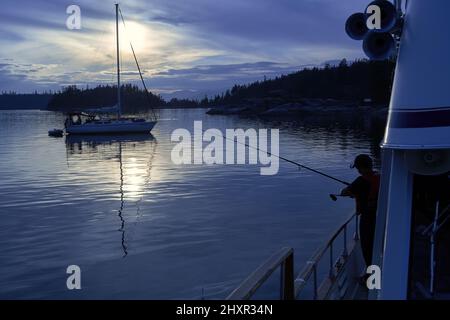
left=65, top=3, right=157, bottom=135
left=119, top=7, right=158, bottom=122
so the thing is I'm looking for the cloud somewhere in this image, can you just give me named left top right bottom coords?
left=0, top=62, right=49, bottom=92
left=147, top=61, right=321, bottom=99
left=152, top=62, right=308, bottom=85
left=0, top=0, right=365, bottom=96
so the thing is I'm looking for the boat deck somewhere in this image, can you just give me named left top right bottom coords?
left=227, top=213, right=368, bottom=300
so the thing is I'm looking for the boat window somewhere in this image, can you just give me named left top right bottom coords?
left=408, top=172, right=450, bottom=299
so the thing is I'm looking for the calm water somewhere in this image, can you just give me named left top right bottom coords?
left=0, top=109, right=384, bottom=299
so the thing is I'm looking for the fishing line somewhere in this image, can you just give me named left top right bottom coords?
left=205, top=128, right=350, bottom=186
left=117, top=7, right=348, bottom=186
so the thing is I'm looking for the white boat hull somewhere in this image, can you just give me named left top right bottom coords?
left=66, top=120, right=156, bottom=135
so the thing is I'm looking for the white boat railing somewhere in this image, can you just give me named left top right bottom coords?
left=295, top=213, right=359, bottom=299
left=226, top=213, right=359, bottom=300
left=226, top=247, right=295, bottom=300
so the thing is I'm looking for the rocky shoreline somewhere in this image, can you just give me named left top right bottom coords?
left=206, top=98, right=388, bottom=121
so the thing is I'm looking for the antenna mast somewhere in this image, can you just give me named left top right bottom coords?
left=115, top=3, right=122, bottom=118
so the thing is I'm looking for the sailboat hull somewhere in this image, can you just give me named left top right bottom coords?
left=66, top=120, right=156, bottom=135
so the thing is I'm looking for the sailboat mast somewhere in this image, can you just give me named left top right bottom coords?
left=115, top=3, right=122, bottom=118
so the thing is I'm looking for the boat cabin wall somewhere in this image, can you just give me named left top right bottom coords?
left=377, top=149, right=413, bottom=299
left=374, top=148, right=450, bottom=299
left=383, top=0, right=450, bottom=149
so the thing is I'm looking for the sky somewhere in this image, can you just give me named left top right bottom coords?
left=0, top=0, right=365, bottom=99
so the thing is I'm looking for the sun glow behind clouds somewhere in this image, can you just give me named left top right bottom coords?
left=120, top=21, right=149, bottom=54
left=0, top=1, right=224, bottom=90
left=0, top=0, right=364, bottom=95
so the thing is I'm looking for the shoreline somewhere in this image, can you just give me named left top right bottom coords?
left=206, top=99, right=388, bottom=122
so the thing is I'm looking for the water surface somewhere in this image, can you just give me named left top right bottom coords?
left=0, top=109, right=384, bottom=299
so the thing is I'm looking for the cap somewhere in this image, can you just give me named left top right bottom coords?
left=351, top=154, right=373, bottom=169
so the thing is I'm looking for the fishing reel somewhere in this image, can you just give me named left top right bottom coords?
left=345, top=0, right=404, bottom=60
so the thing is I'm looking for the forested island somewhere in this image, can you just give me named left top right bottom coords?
left=0, top=92, right=53, bottom=110
left=47, top=84, right=164, bottom=113
left=46, top=84, right=200, bottom=113
left=0, top=85, right=198, bottom=111
left=204, top=58, right=395, bottom=117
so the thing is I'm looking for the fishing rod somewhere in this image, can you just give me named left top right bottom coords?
left=214, top=130, right=351, bottom=186
left=329, top=194, right=352, bottom=201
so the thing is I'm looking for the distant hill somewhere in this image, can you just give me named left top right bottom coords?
left=0, top=93, right=53, bottom=110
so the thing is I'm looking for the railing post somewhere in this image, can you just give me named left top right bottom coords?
left=294, top=213, right=358, bottom=299
left=226, top=247, right=294, bottom=300
left=343, top=225, right=348, bottom=257
left=329, top=243, right=334, bottom=278
left=280, top=251, right=294, bottom=300
left=313, top=265, right=318, bottom=300
left=354, top=214, right=360, bottom=240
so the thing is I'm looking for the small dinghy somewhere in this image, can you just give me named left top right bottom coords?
left=48, top=129, right=64, bottom=137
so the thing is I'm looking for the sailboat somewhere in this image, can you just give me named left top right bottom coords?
left=65, top=3, right=157, bottom=135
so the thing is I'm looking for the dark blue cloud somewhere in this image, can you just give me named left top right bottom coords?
left=0, top=0, right=367, bottom=96
left=149, top=60, right=347, bottom=100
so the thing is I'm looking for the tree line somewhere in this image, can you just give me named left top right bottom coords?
left=47, top=84, right=163, bottom=113
left=45, top=84, right=207, bottom=112
left=2, top=59, right=395, bottom=111
left=204, top=59, right=395, bottom=106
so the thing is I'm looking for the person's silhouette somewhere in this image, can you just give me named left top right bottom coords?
left=341, top=154, right=380, bottom=267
